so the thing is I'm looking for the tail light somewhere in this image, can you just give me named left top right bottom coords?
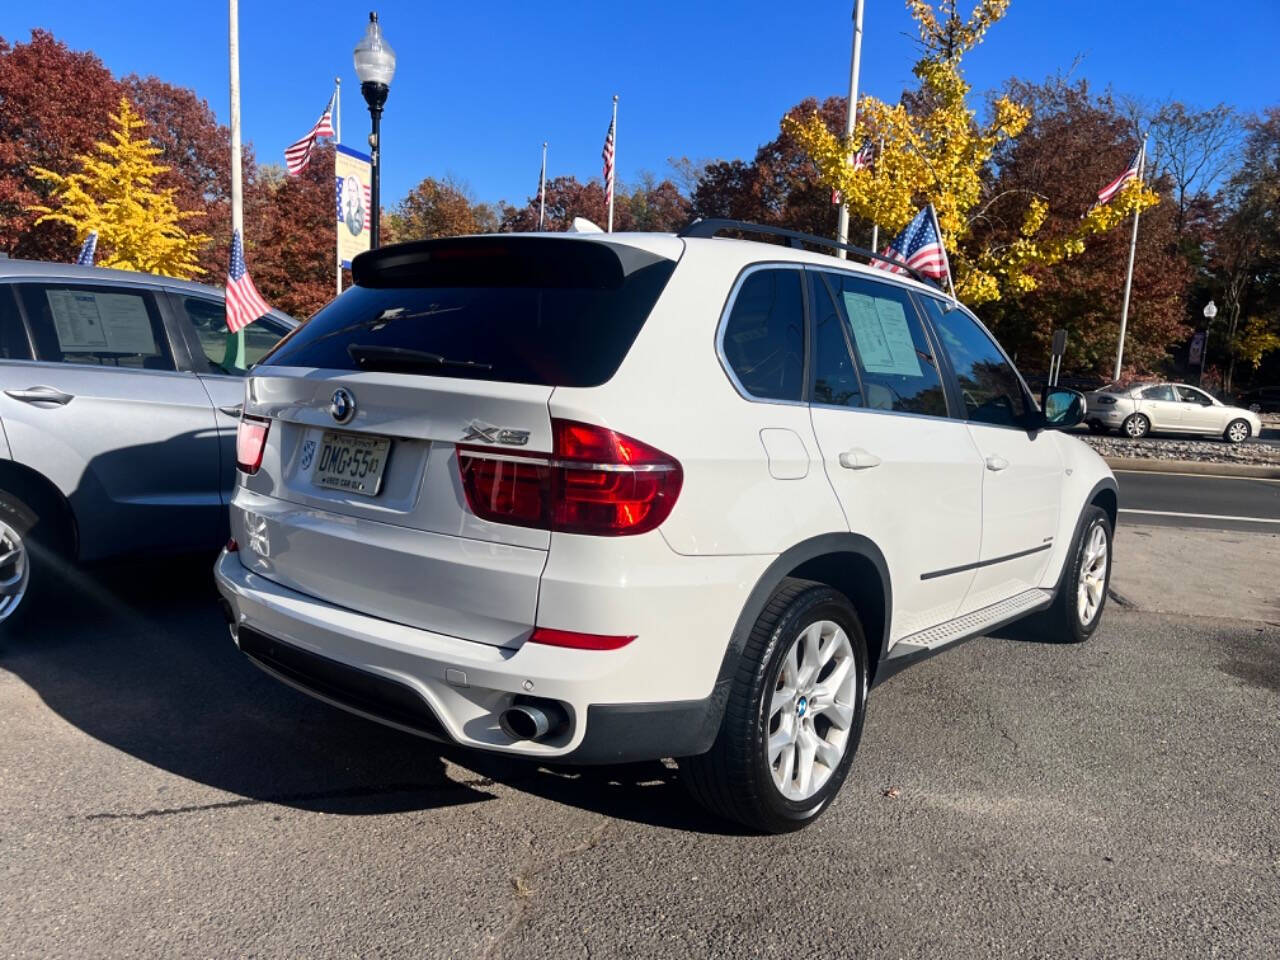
left=458, top=419, right=682, bottom=536
left=236, top=416, right=270, bottom=475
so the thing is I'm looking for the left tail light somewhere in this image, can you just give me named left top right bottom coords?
left=236, top=416, right=270, bottom=475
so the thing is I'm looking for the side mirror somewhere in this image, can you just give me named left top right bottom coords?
left=1037, top=386, right=1086, bottom=431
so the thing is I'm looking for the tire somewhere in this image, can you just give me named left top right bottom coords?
left=1224, top=419, right=1251, bottom=444
left=679, top=578, right=868, bottom=833
left=1046, top=505, right=1112, bottom=643
left=1121, top=413, right=1150, bottom=439
left=0, top=490, right=41, bottom=631
left=1087, top=421, right=1109, bottom=434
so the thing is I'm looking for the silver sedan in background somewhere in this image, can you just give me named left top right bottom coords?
left=1084, top=381, right=1262, bottom=443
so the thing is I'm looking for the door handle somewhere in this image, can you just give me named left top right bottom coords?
left=218, top=404, right=244, bottom=419
left=985, top=455, right=1009, bottom=472
left=5, top=386, right=74, bottom=406
left=838, top=448, right=881, bottom=470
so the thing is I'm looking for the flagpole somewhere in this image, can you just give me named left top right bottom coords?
left=538, top=141, right=547, bottom=231
left=870, top=134, right=882, bottom=251
left=335, top=77, right=343, bottom=297
left=928, top=203, right=956, bottom=302
left=226, top=0, right=246, bottom=367
left=1112, top=135, right=1147, bottom=382
left=607, top=95, right=617, bottom=233
left=835, top=0, right=864, bottom=260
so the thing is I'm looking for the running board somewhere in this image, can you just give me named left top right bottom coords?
left=887, top=588, right=1054, bottom=660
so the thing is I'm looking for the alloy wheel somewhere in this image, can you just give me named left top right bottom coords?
left=1125, top=415, right=1148, bottom=439
left=1077, top=523, right=1108, bottom=626
left=766, top=620, right=858, bottom=802
left=1227, top=421, right=1249, bottom=443
left=0, top=518, right=29, bottom=624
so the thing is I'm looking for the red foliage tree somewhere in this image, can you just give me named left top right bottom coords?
left=0, top=30, right=122, bottom=260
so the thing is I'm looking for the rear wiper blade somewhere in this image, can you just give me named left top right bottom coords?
left=347, top=343, right=493, bottom=373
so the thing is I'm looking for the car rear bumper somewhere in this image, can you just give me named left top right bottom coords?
left=214, top=546, right=765, bottom=762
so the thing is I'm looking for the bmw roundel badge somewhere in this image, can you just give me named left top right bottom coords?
left=330, top=388, right=356, bottom=424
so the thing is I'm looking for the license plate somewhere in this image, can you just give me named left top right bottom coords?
left=312, top=430, right=391, bottom=496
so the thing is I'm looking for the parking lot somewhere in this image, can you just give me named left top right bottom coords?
left=3, top=524, right=1278, bottom=959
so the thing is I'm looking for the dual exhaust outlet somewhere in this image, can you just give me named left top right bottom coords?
left=499, top=697, right=569, bottom=742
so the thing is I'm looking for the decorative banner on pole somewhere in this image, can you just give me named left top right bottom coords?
left=335, top=144, right=373, bottom=268
left=1189, top=331, right=1205, bottom=366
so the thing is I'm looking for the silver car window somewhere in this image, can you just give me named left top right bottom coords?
left=1141, top=385, right=1175, bottom=402
left=17, top=282, right=175, bottom=371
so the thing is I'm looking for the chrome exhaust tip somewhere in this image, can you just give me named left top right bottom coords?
left=499, top=699, right=569, bottom=742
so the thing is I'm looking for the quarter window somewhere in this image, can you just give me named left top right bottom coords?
left=721, top=268, right=805, bottom=402
left=0, top=285, right=32, bottom=360
left=182, top=297, right=287, bottom=375
left=923, top=298, right=1032, bottom=428
left=820, top=272, right=947, bottom=418
left=16, top=283, right=174, bottom=371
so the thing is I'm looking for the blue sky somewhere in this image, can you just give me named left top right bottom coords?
left=3, top=2, right=1271, bottom=208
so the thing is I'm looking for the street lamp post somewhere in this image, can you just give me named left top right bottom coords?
left=354, top=11, right=396, bottom=249
left=1199, top=299, right=1217, bottom=386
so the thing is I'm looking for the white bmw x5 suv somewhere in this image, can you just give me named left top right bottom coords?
left=215, top=222, right=1117, bottom=833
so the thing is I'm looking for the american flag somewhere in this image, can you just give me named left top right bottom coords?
left=226, top=229, right=271, bottom=333
left=75, top=231, right=98, bottom=265
left=602, top=115, right=616, bottom=206
left=285, top=95, right=336, bottom=176
left=1097, top=146, right=1142, bottom=204
left=873, top=204, right=949, bottom=282
left=832, top=143, right=875, bottom=204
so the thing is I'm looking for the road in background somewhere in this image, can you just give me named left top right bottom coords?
left=1114, top=469, right=1280, bottom=532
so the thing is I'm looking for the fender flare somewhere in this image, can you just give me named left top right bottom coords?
left=714, top=532, right=892, bottom=691
left=1051, top=476, right=1119, bottom=596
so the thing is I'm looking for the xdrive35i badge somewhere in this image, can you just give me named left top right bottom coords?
left=461, top=421, right=530, bottom=446
left=330, top=388, right=356, bottom=424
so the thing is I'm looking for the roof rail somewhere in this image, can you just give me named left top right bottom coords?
left=678, top=218, right=932, bottom=286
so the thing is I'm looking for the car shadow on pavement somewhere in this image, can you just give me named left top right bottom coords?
left=0, top=555, right=739, bottom=833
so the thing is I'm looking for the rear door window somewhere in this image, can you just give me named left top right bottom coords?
left=720, top=267, right=806, bottom=402
left=820, top=271, right=947, bottom=418
left=1142, top=385, right=1176, bottom=402
left=16, top=283, right=174, bottom=371
left=809, top=272, right=861, bottom=408
left=921, top=297, right=1033, bottom=428
left=264, top=237, right=677, bottom=388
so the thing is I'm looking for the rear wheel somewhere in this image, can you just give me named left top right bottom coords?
left=1046, top=505, right=1112, bottom=643
left=0, top=491, right=39, bottom=630
left=680, top=579, right=868, bottom=833
left=1087, top=421, right=1110, bottom=434
left=1122, top=413, right=1150, bottom=439
left=1224, top=419, right=1251, bottom=444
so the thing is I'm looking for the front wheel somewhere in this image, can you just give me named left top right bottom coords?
left=1046, top=506, right=1112, bottom=643
left=680, top=579, right=868, bottom=833
left=1224, top=419, right=1251, bottom=444
left=0, top=491, right=39, bottom=630
left=1122, top=413, right=1150, bottom=439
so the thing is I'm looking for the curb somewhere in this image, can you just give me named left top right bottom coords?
left=1103, top=456, right=1280, bottom=479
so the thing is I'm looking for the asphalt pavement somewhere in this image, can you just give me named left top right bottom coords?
left=1114, top=469, right=1280, bottom=532
left=2, top=539, right=1278, bottom=959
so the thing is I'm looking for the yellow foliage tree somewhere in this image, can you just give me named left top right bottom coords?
left=784, top=0, right=1159, bottom=304
left=30, top=97, right=208, bottom=278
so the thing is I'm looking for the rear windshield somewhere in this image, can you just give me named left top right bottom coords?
left=263, top=236, right=677, bottom=387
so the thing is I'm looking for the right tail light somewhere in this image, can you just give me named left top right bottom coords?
left=457, top=419, right=682, bottom=536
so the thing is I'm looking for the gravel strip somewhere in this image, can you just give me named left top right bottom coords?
left=1081, top=433, right=1280, bottom=465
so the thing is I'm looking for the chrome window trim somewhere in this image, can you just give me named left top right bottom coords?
left=713, top=262, right=810, bottom=408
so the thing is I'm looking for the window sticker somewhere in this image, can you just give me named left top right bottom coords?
left=46, top=290, right=158, bottom=355
left=841, top=291, right=922, bottom=377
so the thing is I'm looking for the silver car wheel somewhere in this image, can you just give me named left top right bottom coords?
left=0, top=518, right=29, bottom=623
left=1077, top=523, right=1108, bottom=626
left=766, top=619, right=857, bottom=802
left=1124, top=414, right=1149, bottom=439
left=1227, top=420, right=1249, bottom=443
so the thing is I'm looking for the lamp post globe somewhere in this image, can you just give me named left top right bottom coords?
left=1198, top=299, right=1218, bottom=385
left=1202, top=299, right=1217, bottom=321
left=354, top=12, right=395, bottom=248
